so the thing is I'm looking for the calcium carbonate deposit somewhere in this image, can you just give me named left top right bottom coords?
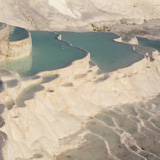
left=0, top=1, right=160, bottom=160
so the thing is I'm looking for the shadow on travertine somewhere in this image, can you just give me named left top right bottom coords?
left=15, top=74, right=59, bottom=108
left=56, top=96, right=160, bottom=160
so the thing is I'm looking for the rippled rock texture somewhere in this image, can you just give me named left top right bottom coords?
left=57, top=98, right=160, bottom=160
left=1, top=50, right=160, bottom=159
left=0, top=22, right=160, bottom=159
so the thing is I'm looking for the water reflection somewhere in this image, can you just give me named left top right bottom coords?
left=0, top=29, right=144, bottom=77
left=138, top=37, right=160, bottom=51
left=60, top=32, right=143, bottom=73
left=0, top=30, right=86, bottom=77
left=0, top=55, right=32, bottom=75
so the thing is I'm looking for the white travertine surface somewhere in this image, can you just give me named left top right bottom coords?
left=1, top=48, right=160, bottom=159
left=1, top=1, right=160, bottom=159
left=0, top=0, right=160, bottom=31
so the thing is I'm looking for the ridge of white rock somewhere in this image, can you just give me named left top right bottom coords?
left=114, top=36, right=138, bottom=45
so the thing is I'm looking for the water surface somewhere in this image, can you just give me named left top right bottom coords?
left=9, top=27, right=29, bottom=41
left=0, top=30, right=86, bottom=76
left=0, top=29, right=143, bottom=76
left=138, top=37, right=160, bottom=51
left=60, top=32, right=143, bottom=72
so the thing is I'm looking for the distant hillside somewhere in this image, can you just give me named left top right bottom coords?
left=0, top=0, right=160, bottom=31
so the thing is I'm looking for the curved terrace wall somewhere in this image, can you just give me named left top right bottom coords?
left=0, top=23, right=9, bottom=60
left=7, top=27, right=32, bottom=59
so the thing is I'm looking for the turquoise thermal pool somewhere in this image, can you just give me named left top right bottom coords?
left=0, top=28, right=143, bottom=76
left=60, top=32, right=143, bottom=72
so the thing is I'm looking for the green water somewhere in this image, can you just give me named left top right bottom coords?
left=60, top=32, right=143, bottom=72
left=0, top=29, right=143, bottom=77
left=138, top=37, right=160, bottom=51
left=9, top=27, right=29, bottom=41
left=0, top=30, right=86, bottom=76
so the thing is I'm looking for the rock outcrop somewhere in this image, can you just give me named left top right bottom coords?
left=0, top=24, right=32, bottom=61
left=7, top=28, right=32, bottom=60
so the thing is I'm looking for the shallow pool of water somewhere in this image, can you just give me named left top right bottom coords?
left=60, top=32, right=143, bottom=73
left=138, top=37, right=160, bottom=51
left=0, top=29, right=143, bottom=77
left=9, top=27, right=29, bottom=41
left=0, top=30, right=86, bottom=76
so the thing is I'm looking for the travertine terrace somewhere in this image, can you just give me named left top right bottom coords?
left=0, top=23, right=32, bottom=61
left=0, top=0, right=160, bottom=160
